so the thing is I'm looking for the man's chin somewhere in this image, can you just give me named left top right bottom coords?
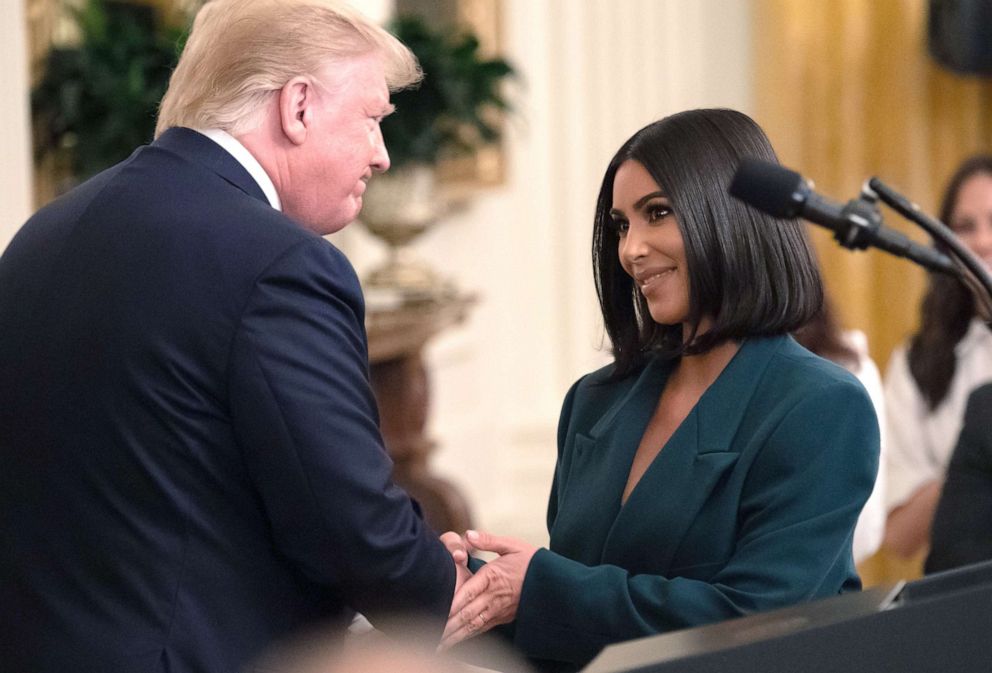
left=318, top=201, right=361, bottom=235
left=321, top=217, right=355, bottom=235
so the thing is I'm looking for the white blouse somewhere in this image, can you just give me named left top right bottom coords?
left=844, top=330, right=887, bottom=563
left=883, top=319, right=992, bottom=511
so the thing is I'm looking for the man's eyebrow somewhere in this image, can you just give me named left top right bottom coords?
left=381, top=103, right=397, bottom=117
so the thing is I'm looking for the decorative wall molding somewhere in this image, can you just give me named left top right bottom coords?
left=1, top=1, right=33, bottom=249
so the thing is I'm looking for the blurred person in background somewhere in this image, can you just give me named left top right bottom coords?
left=926, top=383, right=992, bottom=573
left=882, top=155, right=992, bottom=560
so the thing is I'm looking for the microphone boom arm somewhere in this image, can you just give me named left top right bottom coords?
left=866, top=177, right=992, bottom=328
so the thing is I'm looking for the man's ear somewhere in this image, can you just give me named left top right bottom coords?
left=279, top=76, right=314, bottom=146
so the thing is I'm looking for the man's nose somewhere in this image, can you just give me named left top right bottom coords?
left=371, top=126, right=390, bottom=173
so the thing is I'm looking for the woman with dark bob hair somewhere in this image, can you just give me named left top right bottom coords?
left=440, top=109, right=880, bottom=672
left=882, top=155, right=992, bottom=560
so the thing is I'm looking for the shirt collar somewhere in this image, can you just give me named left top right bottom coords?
left=196, top=128, right=282, bottom=211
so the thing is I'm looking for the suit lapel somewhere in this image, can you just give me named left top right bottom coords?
left=600, top=336, right=787, bottom=568
left=152, top=127, right=270, bottom=205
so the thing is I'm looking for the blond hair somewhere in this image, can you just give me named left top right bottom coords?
left=155, top=0, right=421, bottom=137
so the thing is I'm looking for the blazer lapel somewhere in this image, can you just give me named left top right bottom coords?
left=588, top=356, right=674, bottom=517
left=152, top=127, right=270, bottom=205
left=547, top=357, right=674, bottom=564
left=601, top=336, right=787, bottom=569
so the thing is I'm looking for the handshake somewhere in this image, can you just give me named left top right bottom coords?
left=437, top=530, right=539, bottom=649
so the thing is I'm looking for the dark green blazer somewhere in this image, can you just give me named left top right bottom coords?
left=512, top=335, right=879, bottom=670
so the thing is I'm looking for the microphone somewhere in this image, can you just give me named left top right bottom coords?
left=729, top=158, right=957, bottom=275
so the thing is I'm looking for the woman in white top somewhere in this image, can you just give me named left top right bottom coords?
left=883, top=155, right=992, bottom=559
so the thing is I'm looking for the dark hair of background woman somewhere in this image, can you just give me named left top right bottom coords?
left=592, top=108, right=823, bottom=380
left=793, top=295, right=859, bottom=370
left=908, top=154, right=992, bottom=410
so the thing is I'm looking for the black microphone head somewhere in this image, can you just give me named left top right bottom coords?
left=729, top=158, right=809, bottom=219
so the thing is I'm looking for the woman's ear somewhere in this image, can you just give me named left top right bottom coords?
left=278, top=76, right=313, bottom=146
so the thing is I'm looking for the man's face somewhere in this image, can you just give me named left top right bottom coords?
left=283, top=54, right=393, bottom=234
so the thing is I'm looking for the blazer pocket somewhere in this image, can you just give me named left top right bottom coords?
left=650, top=451, right=740, bottom=571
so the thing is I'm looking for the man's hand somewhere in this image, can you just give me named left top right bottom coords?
left=439, top=530, right=538, bottom=650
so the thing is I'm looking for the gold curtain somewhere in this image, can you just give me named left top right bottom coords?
left=754, top=0, right=992, bottom=584
left=754, top=0, right=992, bottom=370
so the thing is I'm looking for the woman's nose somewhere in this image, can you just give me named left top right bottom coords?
left=620, top=224, right=648, bottom=263
left=969, top=220, right=992, bottom=260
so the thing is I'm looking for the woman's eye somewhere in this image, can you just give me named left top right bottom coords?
left=951, top=219, right=975, bottom=235
left=612, top=219, right=630, bottom=235
left=647, top=205, right=671, bottom=222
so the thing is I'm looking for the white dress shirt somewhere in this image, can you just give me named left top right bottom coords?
left=196, top=128, right=282, bottom=211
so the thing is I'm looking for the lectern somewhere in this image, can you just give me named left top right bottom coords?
left=584, top=560, right=992, bottom=673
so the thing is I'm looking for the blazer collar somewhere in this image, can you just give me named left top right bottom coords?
left=152, top=127, right=269, bottom=205
left=589, top=335, right=789, bottom=455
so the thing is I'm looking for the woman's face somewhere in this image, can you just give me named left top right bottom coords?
left=612, top=160, right=690, bottom=327
left=950, top=172, right=992, bottom=271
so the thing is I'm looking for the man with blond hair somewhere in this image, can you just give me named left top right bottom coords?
left=0, top=2, right=461, bottom=671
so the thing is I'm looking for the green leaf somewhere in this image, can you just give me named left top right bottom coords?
left=381, top=14, right=516, bottom=167
left=31, top=0, right=189, bottom=181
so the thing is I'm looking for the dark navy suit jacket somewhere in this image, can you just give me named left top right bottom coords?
left=0, top=128, right=454, bottom=673
left=927, top=382, right=992, bottom=573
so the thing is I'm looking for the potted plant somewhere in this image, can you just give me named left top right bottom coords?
left=361, top=13, right=515, bottom=232
left=31, top=0, right=186, bottom=192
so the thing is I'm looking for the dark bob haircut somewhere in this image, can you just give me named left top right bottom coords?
left=593, top=108, right=823, bottom=379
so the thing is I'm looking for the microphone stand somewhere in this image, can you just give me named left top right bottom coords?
left=864, top=177, right=992, bottom=332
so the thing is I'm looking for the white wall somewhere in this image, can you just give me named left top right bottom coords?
left=1, top=0, right=33, bottom=250
left=339, top=0, right=756, bottom=543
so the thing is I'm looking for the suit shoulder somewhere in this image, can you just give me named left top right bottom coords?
left=765, top=337, right=868, bottom=397
left=564, top=358, right=656, bottom=419
left=578, top=361, right=619, bottom=387
left=968, top=382, right=992, bottom=411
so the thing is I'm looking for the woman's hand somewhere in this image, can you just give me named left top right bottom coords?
left=441, top=531, right=474, bottom=606
left=441, top=530, right=470, bottom=566
left=439, top=530, right=538, bottom=650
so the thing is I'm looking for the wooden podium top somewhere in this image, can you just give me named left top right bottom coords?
left=366, top=292, right=476, bottom=362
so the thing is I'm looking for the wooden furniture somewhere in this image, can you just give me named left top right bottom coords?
left=366, top=293, right=475, bottom=534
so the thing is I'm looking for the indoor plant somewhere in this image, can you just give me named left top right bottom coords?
left=361, top=13, right=515, bottom=228
left=381, top=13, right=514, bottom=168
left=31, top=0, right=186, bottom=187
